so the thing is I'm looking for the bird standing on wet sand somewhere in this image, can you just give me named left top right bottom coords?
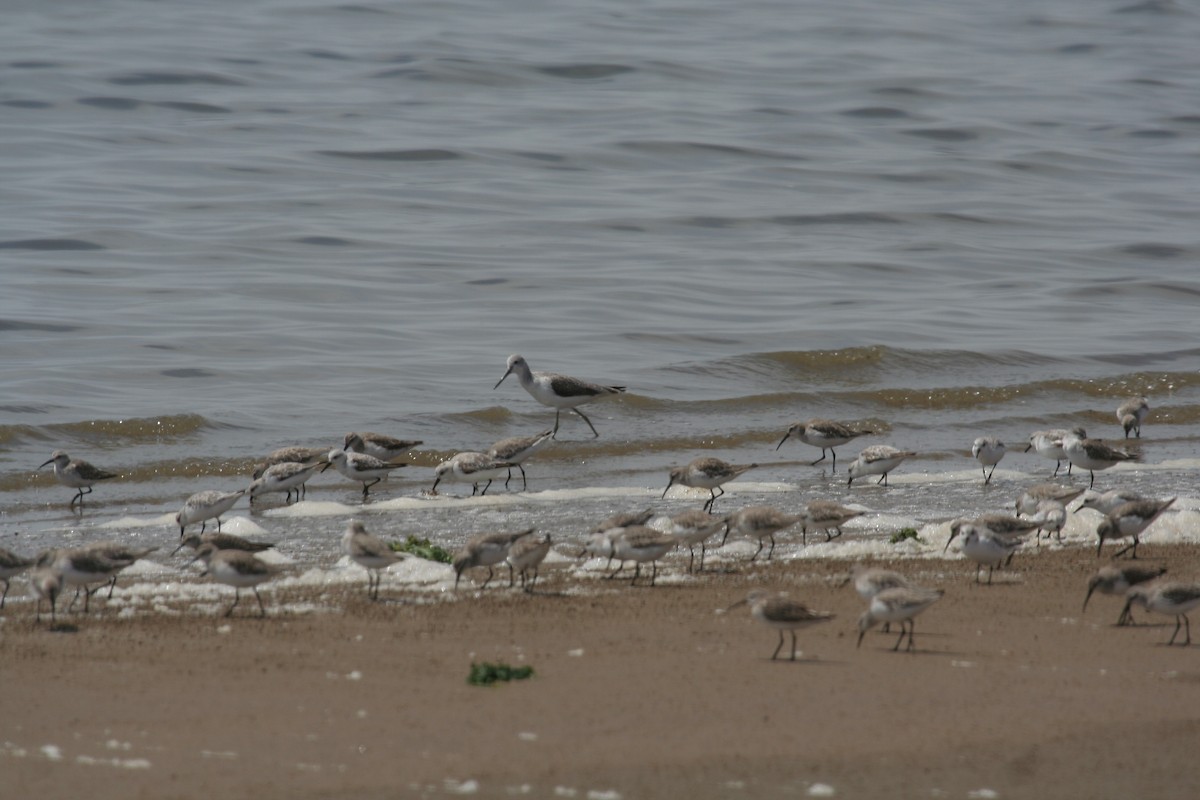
left=726, top=589, right=835, bottom=661
left=39, top=450, right=119, bottom=507
left=494, top=354, right=625, bottom=439
left=1116, top=396, right=1149, bottom=439
left=172, top=531, right=275, bottom=557
left=1061, top=428, right=1138, bottom=489
left=1095, top=497, right=1175, bottom=560
left=775, top=418, right=873, bottom=471
left=0, top=548, right=36, bottom=608
left=971, top=436, right=1006, bottom=484
left=664, top=510, right=726, bottom=572
left=857, top=586, right=944, bottom=652
left=324, top=448, right=406, bottom=499
left=342, top=520, right=406, bottom=600
left=431, top=451, right=515, bottom=497
left=722, top=506, right=802, bottom=561
left=846, top=445, right=915, bottom=487
left=944, top=522, right=1023, bottom=584
left=249, top=461, right=326, bottom=504
left=799, top=500, right=863, bottom=545
left=1083, top=564, right=1168, bottom=626
left=507, top=533, right=553, bottom=591
left=176, top=489, right=246, bottom=535
left=663, top=457, right=758, bottom=512
left=187, top=543, right=275, bottom=618
left=452, top=529, right=535, bottom=590
left=1120, top=582, right=1200, bottom=646
left=1025, top=430, right=1071, bottom=477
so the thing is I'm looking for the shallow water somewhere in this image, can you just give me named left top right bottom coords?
left=2, top=0, right=1199, bottom=569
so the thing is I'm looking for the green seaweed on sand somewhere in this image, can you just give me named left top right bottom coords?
left=468, top=662, right=535, bottom=686
left=391, top=535, right=453, bottom=563
left=890, top=527, right=922, bottom=545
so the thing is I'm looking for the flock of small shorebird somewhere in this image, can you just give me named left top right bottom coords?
left=4, top=355, right=1198, bottom=658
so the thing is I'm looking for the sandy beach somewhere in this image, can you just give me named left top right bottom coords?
left=5, top=541, right=1200, bottom=800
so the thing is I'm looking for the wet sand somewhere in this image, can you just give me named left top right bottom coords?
left=5, top=543, right=1200, bottom=799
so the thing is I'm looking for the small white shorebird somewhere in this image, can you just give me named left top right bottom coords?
left=726, top=589, right=835, bottom=661
left=507, top=533, right=553, bottom=591
left=342, top=520, right=406, bottom=600
left=176, top=489, right=245, bottom=536
left=251, top=445, right=329, bottom=482
left=721, top=506, right=802, bottom=562
left=39, top=450, right=119, bottom=507
left=857, top=586, right=944, bottom=652
left=1083, top=564, right=1168, bottom=625
left=1014, top=483, right=1085, bottom=516
left=1095, top=497, right=1176, bottom=559
left=36, top=547, right=137, bottom=613
left=84, top=542, right=159, bottom=599
left=663, top=510, right=726, bottom=572
left=0, top=547, right=36, bottom=608
left=663, top=457, right=758, bottom=512
left=1061, top=427, right=1138, bottom=489
left=1031, top=499, right=1068, bottom=544
left=1120, top=582, right=1200, bottom=646
left=494, top=354, right=625, bottom=439
left=846, top=564, right=913, bottom=633
left=608, top=526, right=676, bottom=586
left=487, top=429, right=554, bottom=491
left=431, top=451, right=515, bottom=497
left=944, top=522, right=1023, bottom=584
left=1024, top=430, right=1071, bottom=477
left=29, top=567, right=63, bottom=625
left=970, top=437, right=1006, bottom=485
left=1116, top=396, right=1149, bottom=439
left=584, top=508, right=656, bottom=573
left=324, top=448, right=406, bottom=499
left=846, top=445, right=916, bottom=487
left=343, top=431, right=423, bottom=461
left=248, top=461, right=326, bottom=504
left=452, top=529, right=535, bottom=590
left=799, top=500, right=863, bottom=545
left=188, top=542, right=275, bottom=618
left=172, top=531, right=274, bottom=557
left=774, top=418, right=874, bottom=471
left=1076, top=487, right=1146, bottom=516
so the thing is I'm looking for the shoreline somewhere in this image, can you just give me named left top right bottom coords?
left=5, top=542, right=1200, bottom=799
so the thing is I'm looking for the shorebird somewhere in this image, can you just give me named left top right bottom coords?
left=726, top=589, right=835, bottom=661
left=493, top=354, right=625, bottom=439
left=1076, top=488, right=1147, bottom=516
left=487, top=429, right=554, bottom=490
left=663, top=510, right=726, bottom=572
left=970, top=437, right=1006, bottom=484
left=172, top=531, right=274, bottom=557
left=251, top=445, right=329, bottom=480
left=36, top=547, right=136, bottom=613
left=344, top=431, right=423, bottom=461
left=847, top=564, right=913, bottom=633
left=592, top=508, right=656, bottom=533
left=774, top=418, right=874, bottom=471
left=188, top=543, right=275, bottom=618
left=1083, top=564, right=1168, bottom=625
left=452, top=529, right=535, bottom=590
left=1014, top=484, right=1085, bottom=516
left=507, top=533, right=553, bottom=591
left=83, top=542, right=159, bottom=598
left=0, top=547, right=36, bottom=608
left=431, top=451, right=514, bottom=496
left=609, top=526, right=676, bottom=586
left=1116, top=396, right=1149, bottom=439
left=582, top=509, right=656, bottom=574
left=663, top=457, right=758, bottom=512
left=175, top=489, right=245, bottom=535
left=799, top=500, right=863, bottom=545
left=1025, top=430, right=1071, bottom=477
left=342, top=520, right=406, bottom=600
left=722, top=506, right=802, bottom=561
left=1061, top=428, right=1138, bottom=489
left=324, top=448, right=406, bottom=498
left=1031, top=500, right=1068, bottom=544
left=39, top=450, right=119, bottom=507
left=29, top=567, right=62, bottom=625
left=945, top=522, right=1023, bottom=584
left=1095, top=497, right=1176, bottom=559
left=248, top=461, right=325, bottom=504
left=857, top=586, right=944, bottom=652
left=846, top=445, right=915, bottom=487
left=1121, top=582, right=1200, bottom=646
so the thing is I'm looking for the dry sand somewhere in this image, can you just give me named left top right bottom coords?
left=5, top=543, right=1200, bottom=799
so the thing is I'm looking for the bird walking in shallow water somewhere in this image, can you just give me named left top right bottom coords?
left=1061, top=428, right=1138, bottom=489
left=1116, top=396, right=1149, bottom=439
left=775, top=418, right=873, bottom=471
left=342, top=520, right=406, bottom=600
left=487, top=429, right=554, bottom=491
left=970, top=437, right=1006, bottom=484
left=726, top=589, right=835, bottom=661
left=323, top=448, right=406, bottom=499
left=39, top=450, right=119, bottom=508
left=664, top=457, right=758, bottom=512
left=431, top=452, right=514, bottom=497
left=176, top=489, right=245, bottom=536
left=846, top=445, right=915, bottom=487
left=344, top=431, right=423, bottom=461
left=494, top=354, right=625, bottom=439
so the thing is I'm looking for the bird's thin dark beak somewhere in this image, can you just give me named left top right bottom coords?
left=775, top=432, right=791, bottom=451
left=493, top=368, right=512, bottom=390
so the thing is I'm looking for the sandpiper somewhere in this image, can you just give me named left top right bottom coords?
left=726, top=589, right=835, bottom=661
left=1024, top=430, right=1071, bottom=477
left=0, top=547, right=36, bottom=608
left=29, top=567, right=62, bottom=625
left=487, top=429, right=554, bottom=490
left=507, top=533, right=553, bottom=591
left=1076, top=488, right=1147, bottom=516
left=945, top=523, right=1021, bottom=585
left=324, top=448, right=406, bottom=499
left=1116, top=396, right=1149, bottom=439
left=774, top=418, right=874, bottom=471
left=188, top=543, right=274, bottom=618
left=799, top=500, right=863, bottom=545
left=1014, top=484, right=1085, bottom=516
left=172, top=531, right=275, bottom=557
left=431, top=451, right=514, bottom=497
left=857, top=586, right=944, bottom=652
left=248, top=460, right=325, bottom=504
left=1031, top=500, right=1068, bottom=544
left=176, top=489, right=245, bottom=535
left=344, top=431, right=424, bottom=461
left=971, top=437, right=1006, bottom=485
left=722, top=506, right=802, bottom=561
left=846, top=445, right=915, bottom=487
left=452, top=529, right=535, bottom=590
left=1061, top=428, right=1138, bottom=489
left=494, top=354, right=625, bottom=439
left=1121, top=582, right=1200, bottom=646
left=36, top=548, right=135, bottom=613
left=663, top=510, right=726, bottom=572
left=83, top=542, right=158, bottom=599
left=608, top=526, right=676, bottom=586
left=1083, top=564, right=1168, bottom=625
left=1095, top=497, right=1176, bottom=559
left=342, top=520, right=406, bottom=600
left=847, top=564, right=912, bottom=633
left=251, top=445, right=329, bottom=483
left=663, top=457, right=758, bottom=512
left=39, top=450, right=119, bottom=507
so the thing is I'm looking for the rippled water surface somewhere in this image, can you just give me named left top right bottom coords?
left=2, top=0, right=1199, bottom=559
